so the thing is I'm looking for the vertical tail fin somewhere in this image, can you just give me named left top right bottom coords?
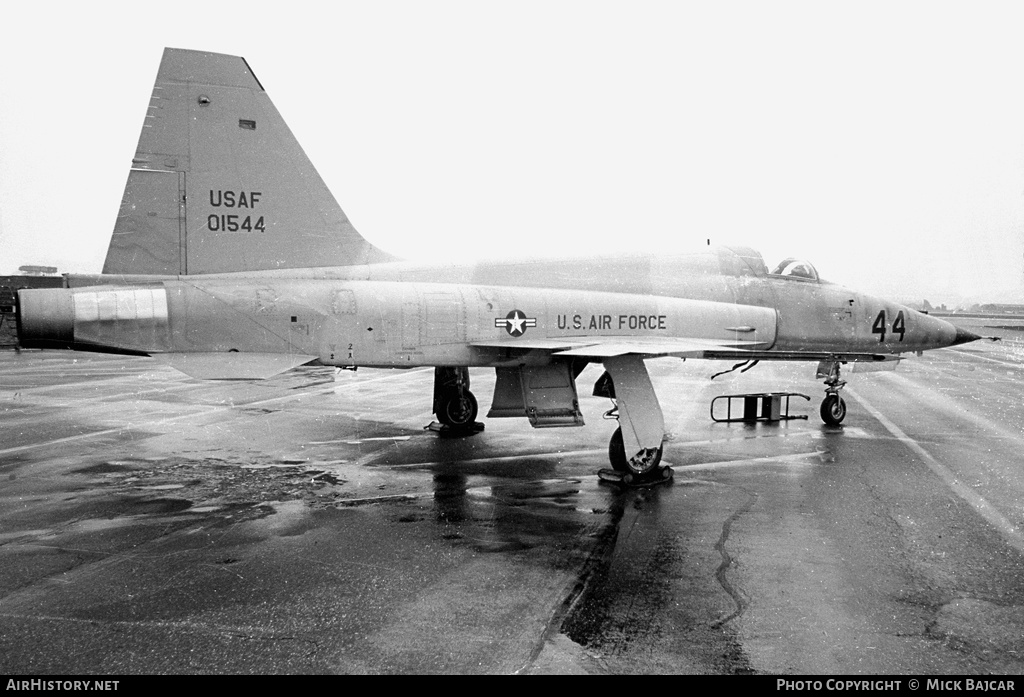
left=103, top=48, right=395, bottom=275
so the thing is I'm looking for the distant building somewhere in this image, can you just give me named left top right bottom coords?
left=17, top=265, right=59, bottom=276
left=977, top=304, right=1024, bottom=315
left=918, top=300, right=949, bottom=314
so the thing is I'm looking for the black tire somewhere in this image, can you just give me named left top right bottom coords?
left=608, top=426, right=663, bottom=475
left=437, top=390, right=478, bottom=428
left=820, top=394, right=846, bottom=426
left=609, top=427, right=628, bottom=472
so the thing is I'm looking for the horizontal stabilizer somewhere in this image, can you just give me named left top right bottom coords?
left=155, top=352, right=318, bottom=379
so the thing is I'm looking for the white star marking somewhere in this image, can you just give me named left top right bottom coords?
left=507, top=311, right=527, bottom=335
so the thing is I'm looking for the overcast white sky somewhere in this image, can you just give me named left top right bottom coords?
left=1, top=1, right=1022, bottom=306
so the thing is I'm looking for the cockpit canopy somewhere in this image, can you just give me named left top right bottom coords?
left=717, top=247, right=822, bottom=282
left=770, top=258, right=819, bottom=282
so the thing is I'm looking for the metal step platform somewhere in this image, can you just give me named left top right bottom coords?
left=711, top=392, right=810, bottom=423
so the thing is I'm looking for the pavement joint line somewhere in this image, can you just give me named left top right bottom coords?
left=372, top=437, right=822, bottom=470
left=3, top=381, right=198, bottom=408
left=334, top=366, right=432, bottom=387
left=0, top=611, right=293, bottom=636
left=847, top=386, right=1024, bottom=555
left=674, top=451, right=822, bottom=471
left=0, top=367, right=436, bottom=457
left=0, top=519, right=225, bottom=610
left=879, top=372, right=1024, bottom=446
left=376, top=448, right=607, bottom=469
left=335, top=493, right=428, bottom=506
left=672, top=431, right=817, bottom=448
left=945, top=347, right=1022, bottom=369
left=0, top=384, right=341, bottom=457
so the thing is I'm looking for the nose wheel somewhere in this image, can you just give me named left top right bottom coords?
left=820, top=393, right=846, bottom=426
left=818, top=360, right=847, bottom=426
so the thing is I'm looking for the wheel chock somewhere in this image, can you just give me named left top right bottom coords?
left=598, top=466, right=674, bottom=487
left=425, top=421, right=485, bottom=438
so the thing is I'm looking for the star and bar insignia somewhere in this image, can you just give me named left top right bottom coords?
left=495, top=309, right=537, bottom=337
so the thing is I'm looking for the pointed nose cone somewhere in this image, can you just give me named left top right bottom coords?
left=950, top=325, right=982, bottom=347
left=915, top=311, right=982, bottom=350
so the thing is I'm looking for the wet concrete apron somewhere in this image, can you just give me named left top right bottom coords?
left=2, top=348, right=1024, bottom=674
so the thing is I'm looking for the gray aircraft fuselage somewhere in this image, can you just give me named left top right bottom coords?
left=20, top=247, right=964, bottom=369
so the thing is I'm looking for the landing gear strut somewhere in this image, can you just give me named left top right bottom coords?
left=818, top=360, right=847, bottom=426
left=594, top=361, right=673, bottom=487
left=432, top=367, right=482, bottom=435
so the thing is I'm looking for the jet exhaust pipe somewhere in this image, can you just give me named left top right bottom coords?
left=16, top=287, right=156, bottom=356
left=16, top=288, right=75, bottom=350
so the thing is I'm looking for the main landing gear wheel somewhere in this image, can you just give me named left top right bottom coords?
left=437, top=390, right=478, bottom=429
left=820, top=394, right=847, bottom=426
left=603, top=427, right=671, bottom=486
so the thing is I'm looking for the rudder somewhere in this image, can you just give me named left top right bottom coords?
left=103, top=48, right=395, bottom=275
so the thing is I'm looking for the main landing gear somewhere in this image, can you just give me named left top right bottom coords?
left=431, top=367, right=483, bottom=436
left=602, top=426, right=673, bottom=486
left=818, top=360, right=847, bottom=426
left=593, top=361, right=673, bottom=487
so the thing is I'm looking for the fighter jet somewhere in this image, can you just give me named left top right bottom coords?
left=15, top=48, right=980, bottom=481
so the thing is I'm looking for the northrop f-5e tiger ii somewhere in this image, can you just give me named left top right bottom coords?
left=15, top=48, right=981, bottom=482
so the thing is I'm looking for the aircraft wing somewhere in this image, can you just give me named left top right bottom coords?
left=472, top=336, right=766, bottom=359
left=471, top=337, right=898, bottom=362
left=154, top=352, right=320, bottom=379
left=470, top=339, right=593, bottom=352
left=552, top=337, right=766, bottom=358
left=699, top=349, right=900, bottom=363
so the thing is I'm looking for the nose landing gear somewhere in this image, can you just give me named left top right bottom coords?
left=817, top=360, right=847, bottom=426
